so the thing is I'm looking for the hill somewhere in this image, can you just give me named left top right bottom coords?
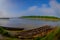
left=20, top=16, right=59, bottom=19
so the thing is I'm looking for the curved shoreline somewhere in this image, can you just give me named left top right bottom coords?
left=0, top=26, right=24, bottom=31
left=20, top=16, right=60, bottom=20
left=0, top=25, right=59, bottom=40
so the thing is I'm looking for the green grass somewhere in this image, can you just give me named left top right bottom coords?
left=0, top=26, right=18, bottom=40
left=20, top=16, right=60, bottom=19
left=35, top=27, right=60, bottom=40
left=0, top=26, right=11, bottom=37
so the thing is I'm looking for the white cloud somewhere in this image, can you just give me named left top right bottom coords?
left=0, top=0, right=14, bottom=17
left=0, top=0, right=60, bottom=17
left=21, top=5, right=56, bottom=16
left=49, top=0, right=60, bottom=17
left=0, top=0, right=8, bottom=18
left=21, top=0, right=60, bottom=17
left=28, top=6, right=37, bottom=11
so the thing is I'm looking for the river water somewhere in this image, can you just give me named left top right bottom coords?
left=0, top=18, right=60, bottom=30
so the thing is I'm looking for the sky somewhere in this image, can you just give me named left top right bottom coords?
left=0, top=0, right=60, bottom=17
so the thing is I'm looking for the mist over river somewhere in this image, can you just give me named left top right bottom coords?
left=0, top=18, right=60, bottom=30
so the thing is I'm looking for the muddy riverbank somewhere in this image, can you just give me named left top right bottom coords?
left=0, top=25, right=58, bottom=40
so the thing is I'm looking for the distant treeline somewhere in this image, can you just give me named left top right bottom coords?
left=20, top=16, right=60, bottom=19
left=0, top=18, right=9, bottom=19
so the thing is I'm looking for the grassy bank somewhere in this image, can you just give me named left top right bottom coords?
left=35, top=27, right=60, bottom=40
left=0, top=26, right=19, bottom=40
left=20, top=16, right=60, bottom=20
left=0, top=26, right=60, bottom=40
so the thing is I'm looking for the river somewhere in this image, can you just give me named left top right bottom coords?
left=0, top=18, right=60, bottom=30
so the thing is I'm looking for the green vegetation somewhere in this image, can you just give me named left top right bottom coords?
left=0, top=26, right=11, bottom=37
left=0, top=26, right=18, bottom=40
left=34, top=27, right=60, bottom=40
left=21, top=16, right=60, bottom=19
